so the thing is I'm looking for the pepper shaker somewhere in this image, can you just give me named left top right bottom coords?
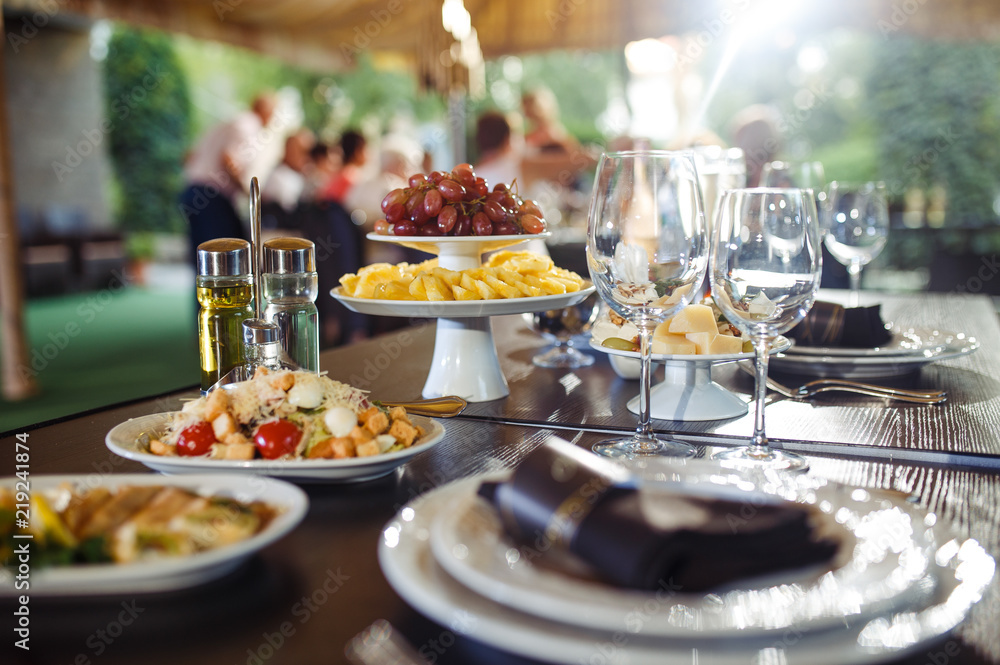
left=262, top=237, right=320, bottom=372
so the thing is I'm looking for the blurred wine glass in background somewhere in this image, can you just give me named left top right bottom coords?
left=822, top=181, right=889, bottom=306
left=526, top=293, right=600, bottom=368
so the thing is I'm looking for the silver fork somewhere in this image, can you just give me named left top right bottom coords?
left=738, top=362, right=947, bottom=404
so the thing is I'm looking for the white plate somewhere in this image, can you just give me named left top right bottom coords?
left=428, top=468, right=937, bottom=639
left=783, top=326, right=954, bottom=358
left=379, top=472, right=995, bottom=665
left=106, top=413, right=445, bottom=483
left=589, top=335, right=791, bottom=365
left=770, top=331, right=978, bottom=379
left=0, top=473, right=307, bottom=597
left=332, top=285, right=596, bottom=318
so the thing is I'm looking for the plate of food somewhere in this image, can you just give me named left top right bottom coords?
left=333, top=250, right=594, bottom=318
left=106, top=369, right=445, bottom=483
left=0, top=473, right=307, bottom=596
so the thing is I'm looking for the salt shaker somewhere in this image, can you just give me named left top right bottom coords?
left=242, top=318, right=289, bottom=377
left=262, top=237, right=320, bottom=372
left=196, top=238, right=254, bottom=392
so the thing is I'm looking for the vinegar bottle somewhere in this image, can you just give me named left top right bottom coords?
left=196, top=238, right=254, bottom=392
left=262, top=237, right=320, bottom=372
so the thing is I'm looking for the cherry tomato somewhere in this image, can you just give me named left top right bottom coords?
left=253, top=420, right=303, bottom=460
left=176, top=421, right=217, bottom=456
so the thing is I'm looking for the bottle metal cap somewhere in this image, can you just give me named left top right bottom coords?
left=264, top=237, right=316, bottom=274
left=242, top=318, right=279, bottom=345
left=197, top=238, right=251, bottom=276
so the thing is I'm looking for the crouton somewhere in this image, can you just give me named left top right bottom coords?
left=308, top=436, right=356, bottom=459
left=148, top=438, right=176, bottom=456
left=388, top=406, right=409, bottom=423
left=349, top=425, right=374, bottom=446
left=355, top=440, right=381, bottom=457
left=212, top=412, right=238, bottom=439
left=222, top=432, right=252, bottom=446
left=360, top=407, right=389, bottom=436
left=204, top=388, right=229, bottom=422
left=388, top=419, right=420, bottom=447
left=212, top=442, right=256, bottom=460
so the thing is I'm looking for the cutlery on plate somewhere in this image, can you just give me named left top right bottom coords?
left=380, top=395, right=468, bottom=418
left=738, top=362, right=947, bottom=404
left=345, top=619, right=430, bottom=665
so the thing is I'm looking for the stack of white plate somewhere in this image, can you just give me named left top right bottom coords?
left=379, top=461, right=994, bottom=665
left=770, top=326, right=979, bottom=380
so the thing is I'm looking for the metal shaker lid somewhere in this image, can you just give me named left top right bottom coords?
left=197, top=238, right=251, bottom=276
left=242, top=318, right=279, bottom=345
left=263, top=237, right=316, bottom=274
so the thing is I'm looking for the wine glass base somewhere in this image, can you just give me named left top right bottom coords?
left=592, top=435, right=696, bottom=459
left=712, top=446, right=809, bottom=472
left=532, top=346, right=595, bottom=369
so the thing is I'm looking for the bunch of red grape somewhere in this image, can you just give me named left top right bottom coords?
left=375, top=163, right=546, bottom=237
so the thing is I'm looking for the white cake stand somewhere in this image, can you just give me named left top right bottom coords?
left=589, top=338, right=790, bottom=422
left=333, top=233, right=595, bottom=403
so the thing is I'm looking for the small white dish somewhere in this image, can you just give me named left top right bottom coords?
left=0, top=473, right=307, bottom=597
left=106, top=413, right=445, bottom=483
left=591, top=337, right=790, bottom=421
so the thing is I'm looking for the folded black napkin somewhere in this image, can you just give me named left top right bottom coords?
left=478, top=438, right=838, bottom=592
left=787, top=301, right=892, bottom=348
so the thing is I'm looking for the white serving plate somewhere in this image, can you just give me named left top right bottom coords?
left=784, top=326, right=953, bottom=357
left=106, top=413, right=445, bottom=483
left=379, top=468, right=995, bottom=665
left=770, top=330, right=978, bottom=379
left=332, top=285, right=596, bottom=318
left=588, top=337, right=790, bottom=421
left=0, top=473, right=308, bottom=597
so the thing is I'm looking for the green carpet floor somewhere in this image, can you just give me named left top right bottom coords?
left=0, top=287, right=199, bottom=434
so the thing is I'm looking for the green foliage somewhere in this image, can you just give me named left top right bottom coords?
left=865, top=37, right=1000, bottom=226
left=103, top=26, right=191, bottom=235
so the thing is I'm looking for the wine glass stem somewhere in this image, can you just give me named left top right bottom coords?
left=749, top=336, right=771, bottom=459
left=848, top=262, right=862, bottom=306
left=635, top=324, right=656, bottom=446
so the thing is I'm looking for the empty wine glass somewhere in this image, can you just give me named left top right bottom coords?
left=710, top=188, right=822, bottom=471
left=761, top=161, right=826, bottom=191
left=822, top=181, right=889, bottom=306
left=526, top=293, right=600, bottom=368
left=586, top=150, right=708, bottom=459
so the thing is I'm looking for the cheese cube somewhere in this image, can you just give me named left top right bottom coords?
left=685, top=332, right=744, bottom=355
left=651, top=333, right=697, bottom=355
left=667, top=304, right=717, bottom=334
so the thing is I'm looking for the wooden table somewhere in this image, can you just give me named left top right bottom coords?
left=2, top=291, right=999, bottom=665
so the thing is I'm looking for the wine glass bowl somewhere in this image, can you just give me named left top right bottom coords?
left=527, top=293, right=600, bottom=368
left=710, top=187, right=822, bottom=471
left=586, top=150, right=708, bottom=459
left=822, top=181, right=889, bottom=305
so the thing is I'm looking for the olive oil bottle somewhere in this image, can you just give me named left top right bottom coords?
left=196, top=238, right=254, bottom=392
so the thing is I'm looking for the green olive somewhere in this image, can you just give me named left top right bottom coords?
left=602, top=337, right=638, bottom=352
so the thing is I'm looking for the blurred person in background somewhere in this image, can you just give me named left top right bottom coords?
left=179, top=91, right=278, bottom=262
left=729, top=104, right=782, bottom=187
left=521, top=87, right=581, bottom=155
left=319, top=129, right=369, bottom=204
left=347, top=133, right=424, bottom=265
left=261, top=128, right=315, bottom=219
